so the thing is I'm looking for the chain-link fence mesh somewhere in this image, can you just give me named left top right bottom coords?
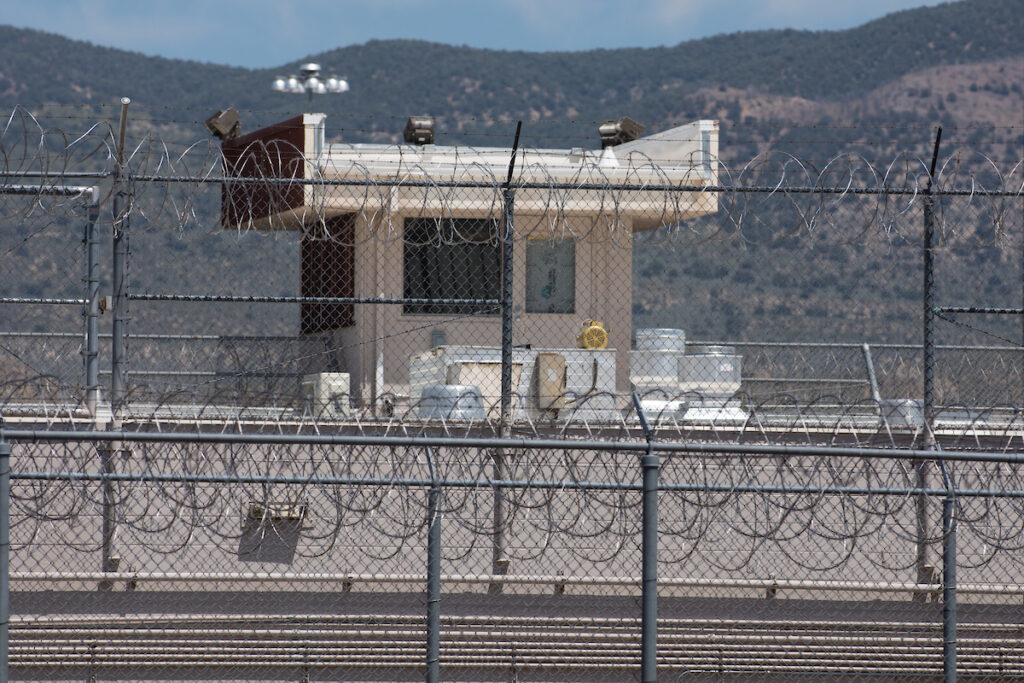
left=5, top=433, right=1024, bottom=681
left=0, top=105, right=1023, bottom=680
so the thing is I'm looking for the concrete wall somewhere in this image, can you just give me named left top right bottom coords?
left=332, top=211, right=634, bottom=408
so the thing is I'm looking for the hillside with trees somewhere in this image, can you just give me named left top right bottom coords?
left=0, top=0, right=1021, bottom=346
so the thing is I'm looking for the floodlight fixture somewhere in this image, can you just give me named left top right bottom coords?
left=273, top=63, right=349, bottom=106
left=403, top=116, right=435, bottom=145
left=204, top=108, right=242, bottom=140
left=599, top=117, right=645, bottom=148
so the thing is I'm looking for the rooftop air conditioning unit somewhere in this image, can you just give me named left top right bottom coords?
left=678, top=345, right=747, bottom=424
left=631, top=328, right=687, bottom=415
left=301, top=372, right=351, bottom=417
left=418, top=384, right=486, bottom=420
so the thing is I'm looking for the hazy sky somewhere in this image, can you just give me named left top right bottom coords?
left=2, top=0, right=953, bottom=69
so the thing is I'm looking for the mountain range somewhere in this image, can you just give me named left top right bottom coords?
left=0, top=0, right=1022, bottom=345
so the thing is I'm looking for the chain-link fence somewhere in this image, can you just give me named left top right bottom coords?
left=0, top=105, right=1023, bottom=680
left=2, top=427, right=1024, bottom=681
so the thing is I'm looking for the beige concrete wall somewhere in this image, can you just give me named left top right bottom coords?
left=335, top=211, right=633, bottom=406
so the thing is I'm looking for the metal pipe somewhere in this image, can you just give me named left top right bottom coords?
left=940, top=459, right=957, bottom=683
left=8, top=634, right=998, bottom=671
left=490, top=185, right=515, bottom=589
left=3, top=616, right=961, bottom=635
left=0, top=428, right=9, bottom=682
left=102, top=99, right=132, bottom=585
left=918, top=126, right=943, bottom=597
left=0, top=630, right=977, bottom=648
left=0, top=636, right=977, bottom=651
left=69, top=171, right=1023, bottom=197
left=0, top=298, right=87, bottom=305
left=699, top=340, right=1024, bottom=351
left=111, top=97, right=131, bottom=418
left=11, top=468, right=1024, bottom=500
left=632, top=392, right=658, bottom=683
left=0, top=172, right=112, bottom=180
left=425, top=446, right=440, bottom=683
left=0, top=640, right=960, bottom=656
left=499, top=122, right=521, bottom=432
left=84, top=200, right=101, bottom=416
left=938, top=307, right=1024, bottom=315
left=492, top=123, right=520, bottom=590
left=922, top=123, right=943, bottom=435
left=0, top=661, right=992, bottom=675
left=0, top=332, right=1017, bottom=351
left=127, top=294, right=498, bottom=305
left=914, top=459, right=934, bottom=594
left=8, top=570, right=1024, bottom=597
left=862, top=343, right=882, bottom=403
left=0, top=639, right=961, bottom=654
left=99, top=446, right=119, bottom=581
left=0, top=184, right=100, bottom=196
left=743, top=377, right=867, bottom=385
left=7, top=611, right=1014, bottom=632
left=0, top=661, right=985, bottom=675
left=6, top=428, right=1024, bottom=464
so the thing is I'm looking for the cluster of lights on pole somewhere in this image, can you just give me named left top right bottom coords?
left=272, top=63, right=349, bottom=105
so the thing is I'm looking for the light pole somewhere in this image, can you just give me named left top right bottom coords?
left=272, top=63, right=349, bottom=106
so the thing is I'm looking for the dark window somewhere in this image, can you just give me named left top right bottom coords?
left=300, top=214, right=355, bottom=333
left=403, top=217, right=500, bottom=315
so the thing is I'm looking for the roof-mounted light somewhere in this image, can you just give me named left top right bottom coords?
left=404, top=116, right=435, bottom=145
left=599, top=117, right=645, bottom=148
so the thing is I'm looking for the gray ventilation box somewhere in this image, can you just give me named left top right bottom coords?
left=631, top=329, right=687, bottom=415
left=301, top=373, right=350, bottom=417
left=678, top=345, right=747, bottom=424
left=631, top=328, right=686, bottom=391
left=635, top=328, right=686, bottom=352
left=418, top=384, right=485, bottom=420
left=878, top=398, right=924, bottom=429
left=678, top=345, right=741, bottom=398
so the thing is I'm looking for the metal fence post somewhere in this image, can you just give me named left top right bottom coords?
left=940, top=460, right=957, bottom=682
left=0, top=420, right=10, bottom=683
left=111, top=97, right=131, bottom=417
left=491, top=184, right=515, bottom=589
left=918, top=127, right=943, bottom=591
left=102, top=98, right=132, bottom=586
left=861, top=343, right=881, bottom=404
left=492, top=123, right=521, bottom=591
left=425, top=446, right=441, bottom=683
left=84, top=195, right=101, bottom=416
left=99, top=445, right=119, bottom=581
left=632, top=392, right=659, bottom=683
left=922, top=126, right=942, bottom=432
left=499, top=130, right=520, bottom=431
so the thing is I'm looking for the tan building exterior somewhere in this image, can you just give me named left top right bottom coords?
left=222, top=114, right=720, bottom=410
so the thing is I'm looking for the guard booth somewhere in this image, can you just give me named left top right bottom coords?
left=221, top=114, right=720, bottom=416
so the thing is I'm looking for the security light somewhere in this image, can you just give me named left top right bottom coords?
left=404, top=116, right=435, bottom=145
left=273, top=63, right=349, bottom=105
left=204, top=108, right=242, bottom=140
left=599, top=117, right=645, bottom=148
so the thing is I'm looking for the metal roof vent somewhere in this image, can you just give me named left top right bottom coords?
left=598, top=117, right=645, bottom=148
left=404, top=116, right=435, bottom=145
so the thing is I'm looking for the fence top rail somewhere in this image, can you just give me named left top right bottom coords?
left=67, top=173, right=1024, bottom=197
left=11, top=469, right=1024, bottom=499
left=2, top=427, right=1023, bottom=465
left=1, top=183, right=99, bottom=205
left=0, top=330, right=1019, bottom=353
left=1, top=172, right=1021, bottom=197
